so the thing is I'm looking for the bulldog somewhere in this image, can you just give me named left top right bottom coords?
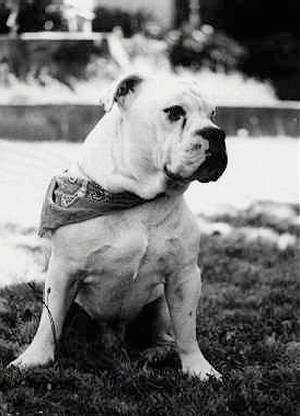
left=10, top=74, right=227, bottom=379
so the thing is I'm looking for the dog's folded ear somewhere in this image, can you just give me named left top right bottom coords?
left=100, top=73, right=145, bottom=113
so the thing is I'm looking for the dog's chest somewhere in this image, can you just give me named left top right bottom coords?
left=75, top=224, right=171, bottom=320
left=73, top=220, right=193, bottom=321
left=57, top=196, right=199, bottom=321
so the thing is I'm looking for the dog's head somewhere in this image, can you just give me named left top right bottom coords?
left=100, top=73, right=227, bottom=185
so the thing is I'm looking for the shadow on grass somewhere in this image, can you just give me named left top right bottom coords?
left=210, top=201, right=299, bottom=236
left=0, top=201, right=299, bottom=415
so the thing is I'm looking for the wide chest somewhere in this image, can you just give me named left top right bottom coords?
left=57, top=198, right=200, bottom=319
left=74, top=224, right=185, bottom=320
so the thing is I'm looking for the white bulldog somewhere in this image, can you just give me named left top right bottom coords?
left=10, top=74, right=227, bottom=379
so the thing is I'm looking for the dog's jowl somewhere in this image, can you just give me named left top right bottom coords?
left=10, top=74, right=227, bottom=380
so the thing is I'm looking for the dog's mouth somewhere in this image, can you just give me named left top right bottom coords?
left=163, top=165, right=190, bottom=183
left=191, top=150, right=228, bottom=183
left=164, top=150, right=228, bottom=184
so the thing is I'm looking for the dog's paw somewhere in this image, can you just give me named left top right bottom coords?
left=140, top=343, right=177, bottom=371
left=183, top=363, right=222, bottom=381
left=142, top=344, right=173, bottom=362
left=181, top=354, right=221, bottom=381
left=8, top=346, right=54, bottom=369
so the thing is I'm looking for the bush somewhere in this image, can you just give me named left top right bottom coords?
left=199, top=0, right=300, bottom=99
left=168, top=24, right=245, bottom=73
left=92, top=7, right=147, bottom=38
left=2, top=39, right=98, bottom=88
left=240, top=33, right=300, bottom=100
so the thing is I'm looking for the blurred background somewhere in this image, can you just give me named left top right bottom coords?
left=0, top=0, right=299, bottom=102
left=0, top=0, right=299, bottom=286
left=0, top=4, right=299, bottom=413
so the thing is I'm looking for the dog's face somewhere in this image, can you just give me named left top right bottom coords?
left=101, top=74, right=227, bottom=184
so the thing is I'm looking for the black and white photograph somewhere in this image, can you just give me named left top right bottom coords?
left=0, top=1, right=299, bottom=415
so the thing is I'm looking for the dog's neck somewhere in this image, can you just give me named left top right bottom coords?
left=71, top=110, right=189, bottom=200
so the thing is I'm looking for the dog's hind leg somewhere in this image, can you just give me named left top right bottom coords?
left=134, top=296, right=175, bottom=368
left=165, top=265, right=221, bottom=380
left=9, top=257, right=79, bottom=369
left=151, top=295, right=174, bottom=345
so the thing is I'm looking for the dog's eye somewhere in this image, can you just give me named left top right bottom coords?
left=210, top=110, right=216, bottom=122
left=163, top=105, right=186, bottom=122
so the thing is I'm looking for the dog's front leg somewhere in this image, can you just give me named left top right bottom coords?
left=165, top=265, right=221, bottom=380
left=10, top=257, right=79, bottom=369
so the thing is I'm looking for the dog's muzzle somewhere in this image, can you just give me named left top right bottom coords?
left=191, top=127, right=228, bottom=183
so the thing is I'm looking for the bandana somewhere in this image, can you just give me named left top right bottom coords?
left=38, top=173, right=147, bottom=238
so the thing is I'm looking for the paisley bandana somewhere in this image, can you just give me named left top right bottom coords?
left=38, top=173, right=147, bottom=238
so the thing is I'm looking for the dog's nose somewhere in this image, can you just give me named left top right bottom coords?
left=196, top=127, right=226, bottom=143
left=196, top=127, right=226, bottom=154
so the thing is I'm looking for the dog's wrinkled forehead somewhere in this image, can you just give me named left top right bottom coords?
left=140, top=78, right=212, bottom=113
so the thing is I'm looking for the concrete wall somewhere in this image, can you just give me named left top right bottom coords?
left=0, top=104, right=298, bottom=142
left=0, top=105, right=103, bottom=142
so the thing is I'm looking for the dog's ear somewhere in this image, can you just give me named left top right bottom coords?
left=100, top=73, right=144, bottom=113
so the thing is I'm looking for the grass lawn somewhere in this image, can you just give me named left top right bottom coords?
left=0, top=203, right=299, bottom=416
left=0, top=138, right=299, bottom=415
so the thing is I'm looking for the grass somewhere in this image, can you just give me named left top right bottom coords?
left=0, top=203, right=299, bottom=416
